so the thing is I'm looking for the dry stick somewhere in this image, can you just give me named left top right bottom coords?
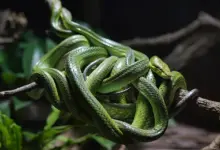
left=161, top=17, right=220, bottom=150
left=197, top=97, right=220, bottom=115
left=122, top=12, right=220, bottom=47
left=164, top=31, right=219, bottom=70
left=0, top=82, right=38, bottom=98
left=161, top=19, right=220, bottom=150
left=0, top=37, right=14, bottom=44
left=179, top=90, right=220, bottom=115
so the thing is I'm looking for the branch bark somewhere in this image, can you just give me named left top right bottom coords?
left=121, top=12, right=220, bottom=47
left=0, top=82, right=38, bottom=98
left=164, top=30, right=219, bottom=70
left=179, top=90, right=220, bottom=115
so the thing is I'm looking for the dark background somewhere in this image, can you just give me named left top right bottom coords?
left=1, top=0, right=220, bottom=132
left=1, top=0, right=220, bottom=40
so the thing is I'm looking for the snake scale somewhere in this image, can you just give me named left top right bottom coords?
left=27, top=0, right=198, bottom=144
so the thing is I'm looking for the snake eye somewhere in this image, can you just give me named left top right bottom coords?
left=149, top=56, right=171, bottom=79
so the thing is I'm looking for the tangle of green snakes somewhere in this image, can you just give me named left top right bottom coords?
left=27, top=0, right=199, bottom=144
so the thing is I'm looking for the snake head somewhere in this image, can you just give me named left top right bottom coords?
left=149, top=56, right=171, bottom=79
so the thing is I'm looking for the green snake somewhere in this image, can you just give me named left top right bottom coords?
left=27, top=0, right=198, bottom=144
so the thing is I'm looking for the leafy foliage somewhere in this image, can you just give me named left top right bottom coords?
left=44, top=106, right=61, bottom=130
left=0, top=30, right=116, bottom=149
left=22, top=105, right=115, bottom=150
left=0, top=30, right=57, bottom=117
left=0, top=112, right=22, bottom=150
left=43, top=134, right=115, bottom=150
left=0, top=31, right=57, bottom=85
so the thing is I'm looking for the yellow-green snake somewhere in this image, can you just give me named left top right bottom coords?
left=27, top=0, right=198, bottom=144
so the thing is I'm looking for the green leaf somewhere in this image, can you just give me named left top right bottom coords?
left=43, top=134, right=94, bottom=150
left=43, top=134, right=89, bottom=150
left=3, top=41, right=23, bottom=73
left=23, top=131, right=38, bottom=142
left=0, top=101, right=10, bottom=117
left=0, top=50, right=9, bottom=72
left=21, top=32, right=56, bottom=77
left=1, top=30, right=57, bottom=78
left=12, top=97, right=32, bottom=111
left=0, top=50, right=5, bottom=65
left=22, top=31, right=35, bottom=42
left=46, top=38, right=56, bottom=52
left=1, top=71, right=17, bottom=85
left=0, top=112, right=22, bottom=150
left=23, top=125, right=71, bottom=149
left=22, top=40, right=44, bottom=77
left=90, top=135, right=115, bottom=150
left=48, top=134, right=116, bottom=150
left=40, top=125, right=72, bottom=146
left=44, top=106, right=61, bottom=130
left=168, top=118, right=177, bottom=127
left=26, top=88, right=44, bottom=100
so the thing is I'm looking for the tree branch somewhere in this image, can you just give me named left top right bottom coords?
left=179, top=90, right=220, bottom=115
left=196, top=98, right=220, bottom=115
left=164, top=30, right=219, bottom=70
left=121, top=12, right=220, bottom=47
left=0, top=82, right=220, bottom=117
left=0, top=82, right=38, bottom=98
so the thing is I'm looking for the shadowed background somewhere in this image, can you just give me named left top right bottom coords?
left=1, top=0, right=220, bottom=149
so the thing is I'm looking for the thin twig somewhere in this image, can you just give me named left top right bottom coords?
left=164, top=31, right=219, bottom=70
left=0, top=82, right=38, bottom=98
left=121, top=12, right=220, bottom=47
left=0, top=37, right=14, bottom=44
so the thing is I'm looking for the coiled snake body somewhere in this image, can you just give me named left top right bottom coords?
left=27, top=0, right=197, bottom=144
